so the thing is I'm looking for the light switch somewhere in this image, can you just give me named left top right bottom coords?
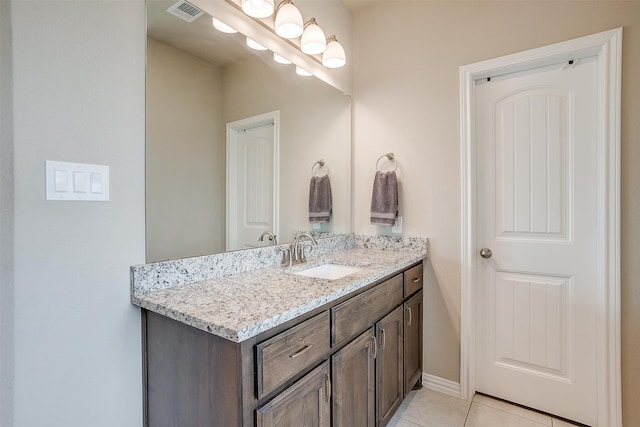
left=54, top=170, right=69, bottom=192
left=46, top=160, right=109, bottom=201
left=90, top=172, right=103, bottom=193
left=73, top=171, right=87, bottom=193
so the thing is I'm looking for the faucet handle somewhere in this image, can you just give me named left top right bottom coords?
left=281, top=247, right=292, bottom=267
left=301, top=244, right=314, bottom=263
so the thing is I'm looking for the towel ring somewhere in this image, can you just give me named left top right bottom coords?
left=311, top=159, right=330, bottom=177
left=376, top=153, right=398, bottom=172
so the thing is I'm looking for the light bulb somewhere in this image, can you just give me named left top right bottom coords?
left=212, top=18, right=237, bottom=34
left=241, top=0, right=274, bottom=18
left=246, top=37, right=267, bottom=51
left=322, top=36, right=346, bottom=68
left=273, top=53, right=292, bottom=65
left=301, top=18, right=326, bottom=55
left=275, top=1, right=303, bottom=39
left=296, top=66, right=312, bottom=76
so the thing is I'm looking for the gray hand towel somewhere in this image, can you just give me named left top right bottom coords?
left=370, top=171, right=398, bottom=225
left=309, top=175, right=332, bottom=223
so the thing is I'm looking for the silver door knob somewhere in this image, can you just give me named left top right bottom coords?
left=480, top=248, right=492, bottom=259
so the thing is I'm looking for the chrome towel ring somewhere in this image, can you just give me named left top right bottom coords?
left=311, top=159, right=330, bottom=176
left=376, top=153, right=398, bottom=172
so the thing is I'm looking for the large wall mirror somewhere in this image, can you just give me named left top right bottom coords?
left=146, top=0, right=352, bottom=262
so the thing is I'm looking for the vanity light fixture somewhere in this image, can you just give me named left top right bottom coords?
left=322, top=35, right=346, bottom=68
left=295, top=65, right=312, bottom=76
left=241, top=0, right=274, bottom=18
left=273, top=52, right=292, bottom=65
left=246, top=37, right=268, bottom=51
left=212, top=17, right=237, bottom=33
left=300, top=18, right=326, bottom=55
left=274, top=0, right=303, bottom=39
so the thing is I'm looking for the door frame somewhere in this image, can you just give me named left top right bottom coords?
left=459, top=28, right=622, bottom=426
left=226, top=110, right=280, bottom=251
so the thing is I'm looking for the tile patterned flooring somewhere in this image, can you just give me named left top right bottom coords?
left=387, top=388, right=582, bottom=427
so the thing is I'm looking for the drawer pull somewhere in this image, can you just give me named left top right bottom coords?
left=325, top=374, right=331, bottom=401
left=412, top=277, right=422, bottom=283
left=289, top=343, right=313, bottom=359
left=407, top=307, right=413, bottom=326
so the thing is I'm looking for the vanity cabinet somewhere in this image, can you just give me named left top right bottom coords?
left=404, top=291, right=423, bottom=396
left=256, top=361, right=331, bottom=427
left=331, top=328, right=376, bottom=426
left=142, top=260, right=424, bottom=427
left=331, top=303, right=412, bottom=427
left=256, top=311, right=331, bottom=399
left=377, top=306, right=404, bottom=426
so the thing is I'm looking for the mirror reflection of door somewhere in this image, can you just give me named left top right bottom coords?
left=227, top=112, right=279, bottom=251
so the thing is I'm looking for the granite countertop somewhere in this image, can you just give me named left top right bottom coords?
left=131, top=247, right=426, bottom=343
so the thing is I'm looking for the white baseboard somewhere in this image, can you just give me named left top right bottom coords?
left=422, top=373, right=462, bottom=398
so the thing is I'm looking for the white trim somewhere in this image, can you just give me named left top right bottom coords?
left=459, top=28, right=622, bottom=427
left=422, top=373, right=462, bottom=398
left=226, top=111, right=280, bottom=251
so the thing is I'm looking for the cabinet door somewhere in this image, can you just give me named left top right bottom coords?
left=332, top=328, right=376, bottom=427
left=256, top=361, right=330, bottom=427
left=404, top=291, right=423, bottom=396
left=376, top=306, right=404, bottom=427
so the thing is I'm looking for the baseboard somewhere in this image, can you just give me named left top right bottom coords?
left=422, top=373, right=462, bottom=398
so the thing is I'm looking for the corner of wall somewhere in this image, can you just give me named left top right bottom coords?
left=0, top=0, right=14, bottom=424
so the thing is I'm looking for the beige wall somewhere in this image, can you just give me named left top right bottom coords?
left=222, top=55, right=352, bottom=244
left=0, top=0, right=14, bottom=424
left=146, top=38, right=225, bottom=262
left=5, top=0, right=145, bottom=425
left=352, top=1, right=639, bottom=424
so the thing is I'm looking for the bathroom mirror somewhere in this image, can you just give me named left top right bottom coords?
left=146, top=0, right=352, bottom=262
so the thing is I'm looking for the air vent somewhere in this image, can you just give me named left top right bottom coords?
left=166, top=0, right=204, bottom=23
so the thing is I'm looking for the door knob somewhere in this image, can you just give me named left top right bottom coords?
left=480, top=248, right=493, bottom=259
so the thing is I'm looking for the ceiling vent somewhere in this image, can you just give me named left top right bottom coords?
left=166, top=0, right=204, bottom=23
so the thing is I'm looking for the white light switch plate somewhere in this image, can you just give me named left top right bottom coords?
left=46, top=160, right=109, bottom=201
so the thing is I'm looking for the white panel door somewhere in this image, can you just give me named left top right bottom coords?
left=475, top=57, right=598, bottom=425
left=230, top=123, right=274, bottom=250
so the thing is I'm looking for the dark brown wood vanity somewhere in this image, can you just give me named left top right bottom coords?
left=142, top=260, right=424, bottom=427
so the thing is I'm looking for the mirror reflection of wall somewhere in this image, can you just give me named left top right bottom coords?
left=145, top=12, right=351, bottom=263
left=146, top=38, right=226, bottom=262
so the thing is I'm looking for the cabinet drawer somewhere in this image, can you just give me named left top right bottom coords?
left=256, top=361, right=331, bottom=427
left=404, top=263, right=423, bottom=297
left=256, top=311, right=330, bottom=399
left=331, top=274, right=403, bottom=347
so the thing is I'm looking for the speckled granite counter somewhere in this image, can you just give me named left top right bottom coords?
left=131, top=235, right=428, bottom=343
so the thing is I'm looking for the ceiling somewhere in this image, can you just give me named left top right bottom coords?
left=341, top=0, right=377, bottom=13
left=147, top=0, right=254, bottom=67
left=147, top=0, right=374, bottom=68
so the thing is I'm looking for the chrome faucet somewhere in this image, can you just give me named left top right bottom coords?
left=292, top=233, right=318, bottom=263
left=258, top=231, right=277, bottom=245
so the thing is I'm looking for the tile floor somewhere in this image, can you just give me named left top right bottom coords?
left=387, top=388, right=582, bottom=427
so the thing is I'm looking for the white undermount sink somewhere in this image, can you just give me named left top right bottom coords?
left=293, top=263, right=362, bottom=280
